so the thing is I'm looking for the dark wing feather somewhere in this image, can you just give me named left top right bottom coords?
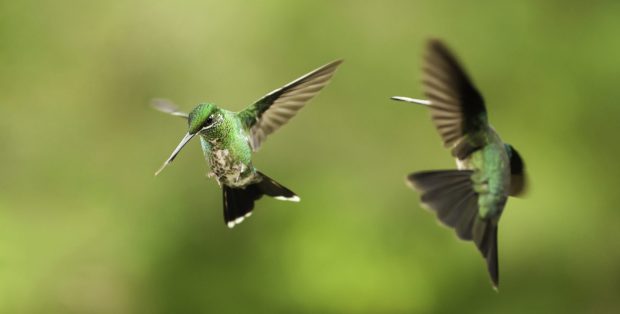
left=422, top=39, right=488, bottom=155
left=505, top=144, right=527, bottom=196
left=151, top=99, right=189, bottom=119
left=407, top=170, right=479, bottom=240
left=238, top=60, right=343, bottom=151
left=408, top=169, right=500, bottom=288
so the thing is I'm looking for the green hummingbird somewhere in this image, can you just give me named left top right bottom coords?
left=391, top=39, right=527, bottom=289
left=153, top=60, right=343, bottom=228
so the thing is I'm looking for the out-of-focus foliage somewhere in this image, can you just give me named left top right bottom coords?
left=1, top=1, right=619, bottom=313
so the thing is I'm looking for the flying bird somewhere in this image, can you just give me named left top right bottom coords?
left=153, top=60, right=343, bottom=228
left=392, top=40, right=526, bottom=289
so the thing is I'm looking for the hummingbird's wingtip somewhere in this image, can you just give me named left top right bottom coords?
left=150, top=98, right=189, bottom=119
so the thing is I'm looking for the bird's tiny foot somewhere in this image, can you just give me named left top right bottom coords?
left=207, top=172, right=222, bottom=187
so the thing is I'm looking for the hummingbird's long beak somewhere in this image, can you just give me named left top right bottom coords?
left=390, top=96, right=431, bottom=106
left=155, top=132, right=196, bottom=176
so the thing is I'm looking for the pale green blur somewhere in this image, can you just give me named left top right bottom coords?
left=1, top=1, right=619, bottom=313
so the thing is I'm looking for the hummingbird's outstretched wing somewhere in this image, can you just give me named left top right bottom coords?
left=151, top=99, right=189, bottom=119
left=422, top=39, right=488, bottom=157
left=407, top=170, right=479, bottom=240
left=407, top=169, right=499, bottom=289
left=238, top=60, right=343, bottom=151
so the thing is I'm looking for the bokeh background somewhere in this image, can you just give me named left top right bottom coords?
left=1, top=0, right=619, bottom=313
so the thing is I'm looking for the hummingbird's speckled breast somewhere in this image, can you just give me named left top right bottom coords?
left=199, top=111, right=258, bottom=187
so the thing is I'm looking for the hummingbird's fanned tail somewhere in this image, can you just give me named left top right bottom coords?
left=223, top=171, right=298, bottom=228
left=406, top=169, right=500, bottom=289
left=254, top=171, right=299, bottom=202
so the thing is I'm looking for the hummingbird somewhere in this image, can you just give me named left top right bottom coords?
left=391, top=39, right=527, bottom=289
left=153, top=60, right=343, bottom=228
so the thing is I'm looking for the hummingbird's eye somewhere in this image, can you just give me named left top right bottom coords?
left=205, top=116, right=215, bottom=126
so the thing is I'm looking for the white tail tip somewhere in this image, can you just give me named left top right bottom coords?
left=227, top=212, right=253, bottom=229
left=274, top=195, right=301, bottom=202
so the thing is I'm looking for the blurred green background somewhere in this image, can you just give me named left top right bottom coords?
left=1, top=0, right=619, bottom=313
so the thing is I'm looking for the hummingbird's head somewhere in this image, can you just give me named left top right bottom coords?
left=154, top=102, right=222, bottom=176
left=188, top=103, right=222, bottom=135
